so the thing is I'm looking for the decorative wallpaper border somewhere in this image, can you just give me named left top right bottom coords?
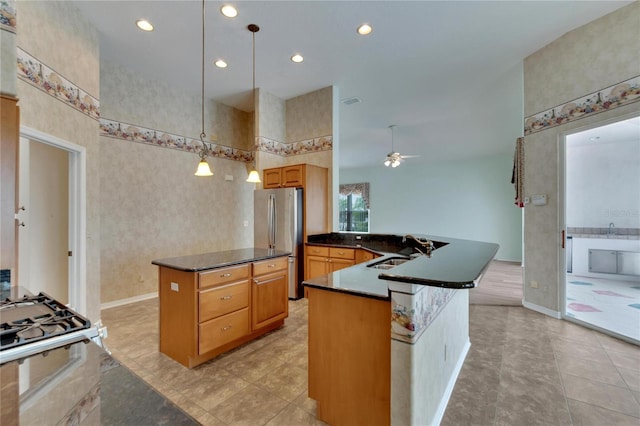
left=257, top=135, right=332, bottom=157
left=17, top=47, right=100, bottom=120
left=524, top=75, right=640, bottom=135
left=100, top=118, right=253, bottom=162
left=390, top=286, right=455, bottom=344
left=0, top=0, right=16, bottom=33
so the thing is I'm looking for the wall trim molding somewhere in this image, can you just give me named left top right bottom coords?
left=16, top=47, right=100, bottom=120
left=0, top=0, right=16, bottom=33
left=523, top=300, right=562, bottom=319
left=100, top=292, right=158, bottom=311
left=524, top=75, right=640, bottom=135
left=100, top=117, right=253, bottom=162
left=256, top=135, right=332, bottom=157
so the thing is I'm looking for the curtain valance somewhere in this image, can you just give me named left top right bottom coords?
left=339, top=183, right=370, bottom=209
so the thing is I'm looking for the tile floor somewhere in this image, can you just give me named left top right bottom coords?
left=565, top=274, right=640, bottom=342
left=101, top=298, right=639, bottom=425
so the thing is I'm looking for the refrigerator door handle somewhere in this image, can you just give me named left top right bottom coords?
left=268, top=193, right=276, bottom=249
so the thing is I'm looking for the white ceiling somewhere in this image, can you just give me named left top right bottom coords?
left=72, top=0, right=631, bottom=169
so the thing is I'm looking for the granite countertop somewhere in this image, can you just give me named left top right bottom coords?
left=151, top=248, right=291, bottom=272
left=303, top=233, right=499, bottom=299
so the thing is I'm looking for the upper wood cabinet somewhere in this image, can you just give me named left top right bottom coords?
left=263, top=163, right=328, bottom=242
left=263, top=164, right=304, bottom=188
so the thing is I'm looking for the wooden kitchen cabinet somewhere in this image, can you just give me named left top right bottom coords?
left=262, top=164, right=304, bottom=188
left=252, top=257, right=289, bottom=330
left=158, top=255, right=288, bottom=368
left=305, top=245, right=356, bottom=280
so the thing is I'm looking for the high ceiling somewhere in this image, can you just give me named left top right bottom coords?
left=72, top=0, right=631, bottom=169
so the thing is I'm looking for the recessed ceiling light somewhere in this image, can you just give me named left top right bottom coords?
left=136, top=19, right=154, bottom=32
left=291, top=54, right=304, bottom=63
left=215, top=59, right=228, bottom=68
left=220, top=5, right=238, bottom=18
left=357, top=23, right=373, bottom=35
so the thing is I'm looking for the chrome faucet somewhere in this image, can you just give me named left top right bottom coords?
left=402, top=234, right=435, bottom=257
left=608, top=222, right=615, bottom=236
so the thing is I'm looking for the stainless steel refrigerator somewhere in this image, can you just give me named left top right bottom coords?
left=254, top=188, right=304, bottom=299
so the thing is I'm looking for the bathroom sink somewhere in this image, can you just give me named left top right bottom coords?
left=368, top=257, right=410, bottom=270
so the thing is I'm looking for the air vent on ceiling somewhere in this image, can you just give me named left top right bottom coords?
left=341, top=97, right=362, bottom=106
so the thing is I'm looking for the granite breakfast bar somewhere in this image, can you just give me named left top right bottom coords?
left=303, top=233, right=499, bottom=426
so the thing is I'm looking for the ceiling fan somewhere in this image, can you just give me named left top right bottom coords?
left=384, top=125, right=418, bottom=167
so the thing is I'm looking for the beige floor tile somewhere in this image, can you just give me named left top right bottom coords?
left=618, top=367, right=640, bottom=392
left=265, top=403, right=327, bottom=426
left=255, top=363, right=308, bottom=402
left=597, top=333, right=640, bottom=356
left=556, top=355, right=627, bottom=388
left=213, top=383, right=289, bottom=426
left=291, top=391, right=319, bottom=416
left=562, top=373, right=640, bottom=417
left=551, top=338, right=611, bottom=364
left=607, top=349, right=640, bottom=371
left=181, top=370, right=252, bottom=412
left=567, top=398, right=640, bottom=426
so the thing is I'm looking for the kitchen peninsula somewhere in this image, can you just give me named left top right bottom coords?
left=152, top=248, right=290, bottom=368
left=304, top=233, right=499, bottom=426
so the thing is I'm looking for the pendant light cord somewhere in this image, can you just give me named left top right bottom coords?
left=199, top=0, right=207, bottom=157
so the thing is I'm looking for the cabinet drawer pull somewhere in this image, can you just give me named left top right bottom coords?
left=313, top=249, right=320, bottom=253
left=221, top=325, right=232, bottom=332
left=254, top=276, right=279, bottom=286
left=220, top=273, right=232, bottom=278
left=220, top=295, right=233, bottom=300
left=268, top=264, right=276, bottom=268
left=338, top=251, right=345, bottom=255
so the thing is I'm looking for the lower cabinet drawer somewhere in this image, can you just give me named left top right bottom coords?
left=199, top=308, right=249, bottom=355
left=199, top=280, right=249, bottom=322
left=329, top=247, right=355, bottom=260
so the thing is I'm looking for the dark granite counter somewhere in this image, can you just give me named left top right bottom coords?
left=304, top=233, right=498, bottom=298
left=151, top=248, right=291, bottom=272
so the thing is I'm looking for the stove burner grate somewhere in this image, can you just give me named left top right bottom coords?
left=0, top=292, right=91, bottom=351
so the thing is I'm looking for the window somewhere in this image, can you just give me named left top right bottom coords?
left=339, top=183, right=370, bottom=232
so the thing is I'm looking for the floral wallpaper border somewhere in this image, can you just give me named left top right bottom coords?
left=100, top=118, right=253, bottom=162
left=390, top=286, right=455, bottom=344
left=524, top=75, right=640, bottom=135
left=0, top=0, right=16, bottom=33
left=17, top=47, right=100, bottom=120
left=256, top=135, right=332, bottom=157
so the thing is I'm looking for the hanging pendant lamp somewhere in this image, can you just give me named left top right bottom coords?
left=195, top=0, right=213, bottom=177
left=246, top=24, right=261, bottom=183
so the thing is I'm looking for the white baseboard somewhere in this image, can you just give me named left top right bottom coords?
left=523, top=301, right=561, bottom=319
left=431, top=339, right=471, bottom=426
left=100, top=292, right=158, bottom=310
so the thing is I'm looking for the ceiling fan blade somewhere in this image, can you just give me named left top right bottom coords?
left=399, top=154, right=420, bottom=159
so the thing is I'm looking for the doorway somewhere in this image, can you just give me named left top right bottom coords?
left=18, top=127, right=87, bottom=315
left=561, top=114, right=640, bottom=343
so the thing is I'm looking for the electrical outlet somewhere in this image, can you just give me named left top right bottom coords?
left=170, top=282, right=179, bottom=292
left=530, top=280, right=539, bottom=289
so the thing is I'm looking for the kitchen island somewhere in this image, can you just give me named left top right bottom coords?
left=304, top=233, right=498, bottom=426
left=152, top=248, right=290, bottom=368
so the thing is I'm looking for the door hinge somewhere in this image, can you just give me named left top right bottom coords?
left=68, top=251, right=73, bottom=257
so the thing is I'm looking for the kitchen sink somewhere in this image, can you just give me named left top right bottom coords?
left=368, top=257, right=410, bottom=270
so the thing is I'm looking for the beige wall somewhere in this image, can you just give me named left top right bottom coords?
left=16, top=0, right=101, bottom=322
left=100, top=61, right=254, bottom=304
left=286, top=86, right=333, bottom=142
left=523, top=2, right=640, bottom=313
left=256, top=88, right=286, bottom=142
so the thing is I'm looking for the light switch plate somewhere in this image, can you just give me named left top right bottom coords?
left=170, top=282, right=179, bottom=292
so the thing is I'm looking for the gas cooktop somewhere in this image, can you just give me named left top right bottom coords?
left=0, top=292, right=97, bottom=364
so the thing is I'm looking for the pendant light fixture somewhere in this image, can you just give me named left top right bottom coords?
left=195, top=0, right=213, bottom=177
left=246, top=24, right=262, bottom=183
